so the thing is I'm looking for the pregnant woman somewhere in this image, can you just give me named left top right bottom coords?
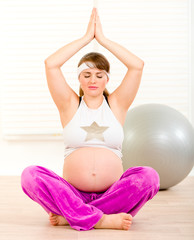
left=21, top=8, right=160, bottom=231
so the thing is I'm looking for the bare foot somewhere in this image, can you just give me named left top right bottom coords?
left=49, top=212, right=69, bottom=226
left=94, top=213, right=132, bottom=230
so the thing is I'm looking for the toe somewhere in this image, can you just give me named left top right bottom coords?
left=123, top=225, right=130, bottom=230
left=123, top=219, right=131, bottom=224
left=49, top=212, right=56, bottom=220
left=123, top=220, right=131, bottom=230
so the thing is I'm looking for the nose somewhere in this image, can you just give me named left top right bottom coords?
left=90, top=75, right=96, bottom=83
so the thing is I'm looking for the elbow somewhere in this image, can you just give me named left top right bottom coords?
left=128, top=60, right=144, bottom=71
left=44, top=58, right=52, bottom=68
left=139, top=60, right=144, bottom=70
left=44, top=58, right=61, bottom=69
left=44, top=58, right=50, bottom=67
left=44, top=58, right=48, bottom=65
left=44, top=56, right=57, bottom=69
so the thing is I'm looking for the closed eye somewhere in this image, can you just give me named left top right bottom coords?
left=84, top=75, right=103, bottom=78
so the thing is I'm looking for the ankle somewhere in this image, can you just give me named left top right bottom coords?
left=94, top=214, right=106, bottom=228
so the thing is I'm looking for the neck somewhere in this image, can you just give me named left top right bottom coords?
left=83, top=94, right=104, bottom=109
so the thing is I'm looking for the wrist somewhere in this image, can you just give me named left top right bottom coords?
left=82, top=35, right=93, bottom=45
left=96, top=36, right=108, bottom=46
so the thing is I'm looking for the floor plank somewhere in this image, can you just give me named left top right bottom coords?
left=0, top=176, right=194, bottom=240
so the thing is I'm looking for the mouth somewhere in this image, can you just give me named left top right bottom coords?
left=88, top=86, right=98, bottom=90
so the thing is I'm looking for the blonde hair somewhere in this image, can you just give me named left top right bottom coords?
left=78, top=52, right=110, bottom=97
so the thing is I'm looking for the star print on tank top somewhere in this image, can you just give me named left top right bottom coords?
left=81, top=121, right=109, bottom=142
left=63, top=96, right=124, bottom=159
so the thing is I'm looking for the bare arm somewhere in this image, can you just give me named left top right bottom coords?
left=44, top=37, right=89, bottom=111
left=95, top=9, right=144, bottom=114
left=44, top=9, right=96, bottom=112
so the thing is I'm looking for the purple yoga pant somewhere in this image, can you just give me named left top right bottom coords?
left=21, top=165, right=160, bottom=231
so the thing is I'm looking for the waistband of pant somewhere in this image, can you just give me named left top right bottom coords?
left=89, top=193, right=98, bottom=201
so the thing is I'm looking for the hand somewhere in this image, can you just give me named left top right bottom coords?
left=84, top=8, right=95, bottom=43
left=94, top=8, right=106, bottom=44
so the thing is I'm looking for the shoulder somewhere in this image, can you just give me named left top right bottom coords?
left=59, top=94, right=80, bottom=128
left=107, top=94, right=127, bottom=126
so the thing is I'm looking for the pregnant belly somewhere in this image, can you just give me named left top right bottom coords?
left=63, top=147, right=124, bottom=192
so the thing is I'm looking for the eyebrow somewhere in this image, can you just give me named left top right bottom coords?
left=83, top=71, right=105, bottom=75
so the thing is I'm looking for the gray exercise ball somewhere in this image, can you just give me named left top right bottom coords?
left=122, top=104, right=194, bottom=190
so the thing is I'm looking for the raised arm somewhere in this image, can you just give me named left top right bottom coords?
left=95, top=9, right=144, bottom=115
left=44, top=9, right=96, bottom=112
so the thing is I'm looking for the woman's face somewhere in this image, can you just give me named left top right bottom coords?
left=79, top=68, right=109, bottom=97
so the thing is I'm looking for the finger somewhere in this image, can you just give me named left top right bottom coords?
left=93, top=8, right=97, bottom=19
left=91, top=8, right=96, bottom=18
left=96, top=8, right=99, bottom=16
left=90, top=8, right=94, bottom=18
left=92, top=8, right=96, bottom=18
left=96, top=14, right=100, bottom=25
left=96, top=10, right=100, bottom=20
left=94, top=10, right=97, bottom=23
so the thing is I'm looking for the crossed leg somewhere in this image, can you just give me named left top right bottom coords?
left=21, top=165, right=159, bottom=231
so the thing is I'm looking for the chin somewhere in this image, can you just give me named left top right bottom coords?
left=84, top=90, right=103, bottom=97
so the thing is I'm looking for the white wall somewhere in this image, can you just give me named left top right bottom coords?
left=0, top=128, right=64, bottom=176
left=0, top=1, right=194, bottom=177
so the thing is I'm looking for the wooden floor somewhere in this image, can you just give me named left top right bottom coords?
left=0, top=176, right=194, bottom=240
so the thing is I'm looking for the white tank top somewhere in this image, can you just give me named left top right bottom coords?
left=63, top=96, right=124, bottom=159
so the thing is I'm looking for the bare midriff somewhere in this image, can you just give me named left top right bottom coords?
left=63, top=147, right=124, bottom=192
